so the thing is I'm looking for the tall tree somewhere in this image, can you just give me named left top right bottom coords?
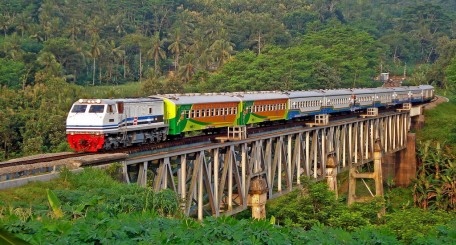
left=168, top=29, right=187, bottom=71
left=89, top=38, right=104, bottom=85
left=147, top=32, right=166, bottom=75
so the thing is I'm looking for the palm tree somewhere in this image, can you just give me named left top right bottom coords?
left=37, top=51, right=61, bottom=76
left=123, top=33, right=148, bottom=82
left=14, top=13, right=30, bottom=38
left=179, top=53, right=196, bottom=83
left=86, top=17, right=102, bottom=40
left=168, top=29, right=186, bottom=71
left=147, top=32, right=166, bottom=75
left=210, top=39, right=235, bottom=67
left=65, top=17, right=82, bottom=43
left=70, top=40, right=90, bottom=83
left=4, top=33, right=23, bottom=61
left=111, top=14, right=127, bottom=35
left=89, top=38, right=104, bottom=85
left=106, top=40, right=125, bottom=82
left=0, top=14, right=11, bottom=37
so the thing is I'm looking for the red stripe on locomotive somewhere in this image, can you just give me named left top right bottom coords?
left=67, top=134, right=105, bottom=152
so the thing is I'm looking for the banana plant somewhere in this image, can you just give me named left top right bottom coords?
left=47, top=189, right=64, bottom=219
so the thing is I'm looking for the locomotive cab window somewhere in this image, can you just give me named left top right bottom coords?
left=149, top=108, right=153, bottom=114
left=107, top=105, right=115, bottom=113
left=89, top=105, right=105, bottom=113
left=71, top=105, right=87, bottom=113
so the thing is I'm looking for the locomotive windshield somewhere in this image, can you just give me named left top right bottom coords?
left=71, top=105, right=87, bottom=113
left=89, top=105, right=105, bottom=113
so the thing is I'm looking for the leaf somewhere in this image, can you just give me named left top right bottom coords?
left=0, top=228, right=29, bottom=245
left=46, top=189, right=64, bottom=219
left=270, top=215, right=276, bottom=225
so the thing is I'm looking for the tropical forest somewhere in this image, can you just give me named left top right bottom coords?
left=0, top=0, right=456, bottom=244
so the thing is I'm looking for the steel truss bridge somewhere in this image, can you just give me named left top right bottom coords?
left=123, top=111, right=411, bottom=220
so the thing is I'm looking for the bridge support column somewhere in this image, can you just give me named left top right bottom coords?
left=247, top=177, right=268, bottom=220
left=137, top=161, right=148, bottom=187
left=395, top=133, right=417, bottom=187
left=348, top=139, right=383, bottom=205
left=326, top=155, right=338, bottom=199
left=411, top=115, right=425, bottom=131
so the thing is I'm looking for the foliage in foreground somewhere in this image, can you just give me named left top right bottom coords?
left=1, top=168, right=455, bottom=244
left=414, top=141, right=456, bottom=211
left=267, top=177, right=456, bottom=244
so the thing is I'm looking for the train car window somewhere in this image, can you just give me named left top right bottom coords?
left=196, top=110, right=200, bottom=118
left=117, top=102, right=124, bottom=113
left=206, top=109, right=211, bottom=117
left=225, top=108, right=229, bottom=114
left=71, top=105, right=87, bottom=113
left=149, top=108, right=153, bottom=114
left=89, top=105, right=105, bottom=113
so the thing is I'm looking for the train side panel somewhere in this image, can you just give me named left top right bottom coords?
left=241, top=99, right=288, bottom=125
left=164, top=98, right=240, bottom=135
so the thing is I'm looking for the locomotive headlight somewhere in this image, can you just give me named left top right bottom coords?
left=79, top=99, right=84, bottom=103
left=96, top=99, right=101, bottom=103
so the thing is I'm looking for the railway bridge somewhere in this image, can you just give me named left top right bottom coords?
left=0, top=104, right=429, bottom=220
left=121, top=106, right=424, bottom=220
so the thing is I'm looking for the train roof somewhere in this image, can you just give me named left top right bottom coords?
left=285, top=90, right=325, bottom=98
left=153, top=93, right=241, bottom=105
left=230, top=91, right=289, bottom=101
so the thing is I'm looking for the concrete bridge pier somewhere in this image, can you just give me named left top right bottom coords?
left=382, top=133, right=417, bottom=187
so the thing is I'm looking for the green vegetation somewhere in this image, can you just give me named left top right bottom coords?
left=417, top=101, right=456, bottom=146
left=1, top=0, right=455, bottom=243
left=267, top=177, right=456, bottom=244
left=1, top=168, right=455, bottom=244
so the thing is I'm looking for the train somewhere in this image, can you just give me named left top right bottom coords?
left=66, top=85, right=434, bottom=152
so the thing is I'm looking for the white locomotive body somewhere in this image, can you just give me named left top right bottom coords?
left=66, top=98, right=168, bottom=152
